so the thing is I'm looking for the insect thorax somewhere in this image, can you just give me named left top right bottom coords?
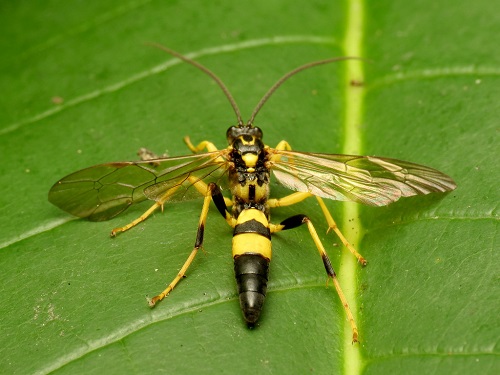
left=227, top=125, right=271, bottom=219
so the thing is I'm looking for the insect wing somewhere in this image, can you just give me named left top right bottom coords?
left=142, top=151, right=230, bottom=202
left=48, top=151, right=228, bottom=221
left=269, top=150, right=456, bottom=206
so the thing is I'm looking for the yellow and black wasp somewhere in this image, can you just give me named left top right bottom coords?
left=48, top=44, right=456, bottom=342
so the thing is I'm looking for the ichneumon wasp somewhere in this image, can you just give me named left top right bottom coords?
left=49, top=43, right=456, bottom=342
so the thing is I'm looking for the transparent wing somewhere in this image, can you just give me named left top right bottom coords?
left=48, top=151, right=230, bottom=221
left=269, top=150, right=456, bottom=206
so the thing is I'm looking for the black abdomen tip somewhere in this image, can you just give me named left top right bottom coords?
left=234, top=254, right=270, bottom=326
left=239, top=291, right=266, bottom=325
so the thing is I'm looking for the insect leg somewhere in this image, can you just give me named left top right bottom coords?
left=149, top=181, right=228, bottom=307
left=110, top=185, right=182, bottom=236
left=315, top=197, right=366, bottom=265
left=184, top=136, right=228, bottom=165
left=267, top=191, right=312, bottom=207
left=110, top=173, right=232, bottom=236
left=189, top=178, right=234, bottom=224
left=269, top=140, right=365, bottom=263
left=184, top=136, right=219, bottom=153
left=268, top=193, right=366, bottom=265
left=271, top=215, right=359, bottom=343
left=273, top=140, right=292, bottom=151
left=209, top=184, right=236, bottom=226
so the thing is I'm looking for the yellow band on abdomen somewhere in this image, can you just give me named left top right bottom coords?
left=232, top=209, right=272, bottom=260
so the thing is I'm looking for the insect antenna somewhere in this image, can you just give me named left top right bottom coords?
left=247, top=56, right=363, bottom=125
left=146, top=42, right=244, bottom=126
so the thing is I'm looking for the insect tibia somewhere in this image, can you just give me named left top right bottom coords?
left=321, top=253, right=336, bottom=278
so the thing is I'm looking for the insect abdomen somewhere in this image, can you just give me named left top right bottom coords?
left=232, top=209, right=272, bottom=325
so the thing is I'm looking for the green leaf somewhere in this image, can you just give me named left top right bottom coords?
left=0, top=1, right=497, bottom=374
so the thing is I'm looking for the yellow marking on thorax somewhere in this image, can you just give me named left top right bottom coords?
left=242, top=153, right=258, bottom=170
left=230, top=182, right=269, bottom=202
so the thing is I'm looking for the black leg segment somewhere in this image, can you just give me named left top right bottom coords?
left=209, top=182, right=230, bottom=219
left=279, top=214, right=308, bottom=230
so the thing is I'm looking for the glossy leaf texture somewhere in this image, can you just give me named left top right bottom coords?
left=0, top=1, right=497, bottom=374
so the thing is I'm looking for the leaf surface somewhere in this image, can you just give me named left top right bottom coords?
left=0, top=1, right=497, bottom=374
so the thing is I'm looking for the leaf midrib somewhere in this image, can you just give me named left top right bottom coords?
left=340, top=0, right=365, bottom=374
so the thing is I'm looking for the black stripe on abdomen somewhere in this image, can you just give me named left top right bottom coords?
left=233, top=219, right=271, bottom=239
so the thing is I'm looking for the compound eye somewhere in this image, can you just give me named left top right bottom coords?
left=226, top=126, right=239, bottom=142
left=231, top=138, right=243, bottom=153
left=252, top=126, right=263, bottom=139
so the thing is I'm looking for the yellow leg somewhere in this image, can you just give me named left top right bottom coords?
left=189, top=177, right=234, bottom=211
left=316, top=197, right=366, bottom=265
left=189, top=177, right=236, bottom=228
left=184, top=136, right=228, bottom=165
left=110, top=185, right=181, bottom=236
left=268, top=191, right=312, bottom=208
left=268, top=140, right=292, bottom=164
left=268, top=192, right=366, bottom=265
left=301, top=217, right=359, bottom=343
left=149, top=182, right=218, bottom=307
left=271, top=215, right=359, bottom=343
left=184, top=136, right=219, bottom=153
left=111, top=172, right=232, bottom=236
left=274, top=140, right=292, bottom=151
